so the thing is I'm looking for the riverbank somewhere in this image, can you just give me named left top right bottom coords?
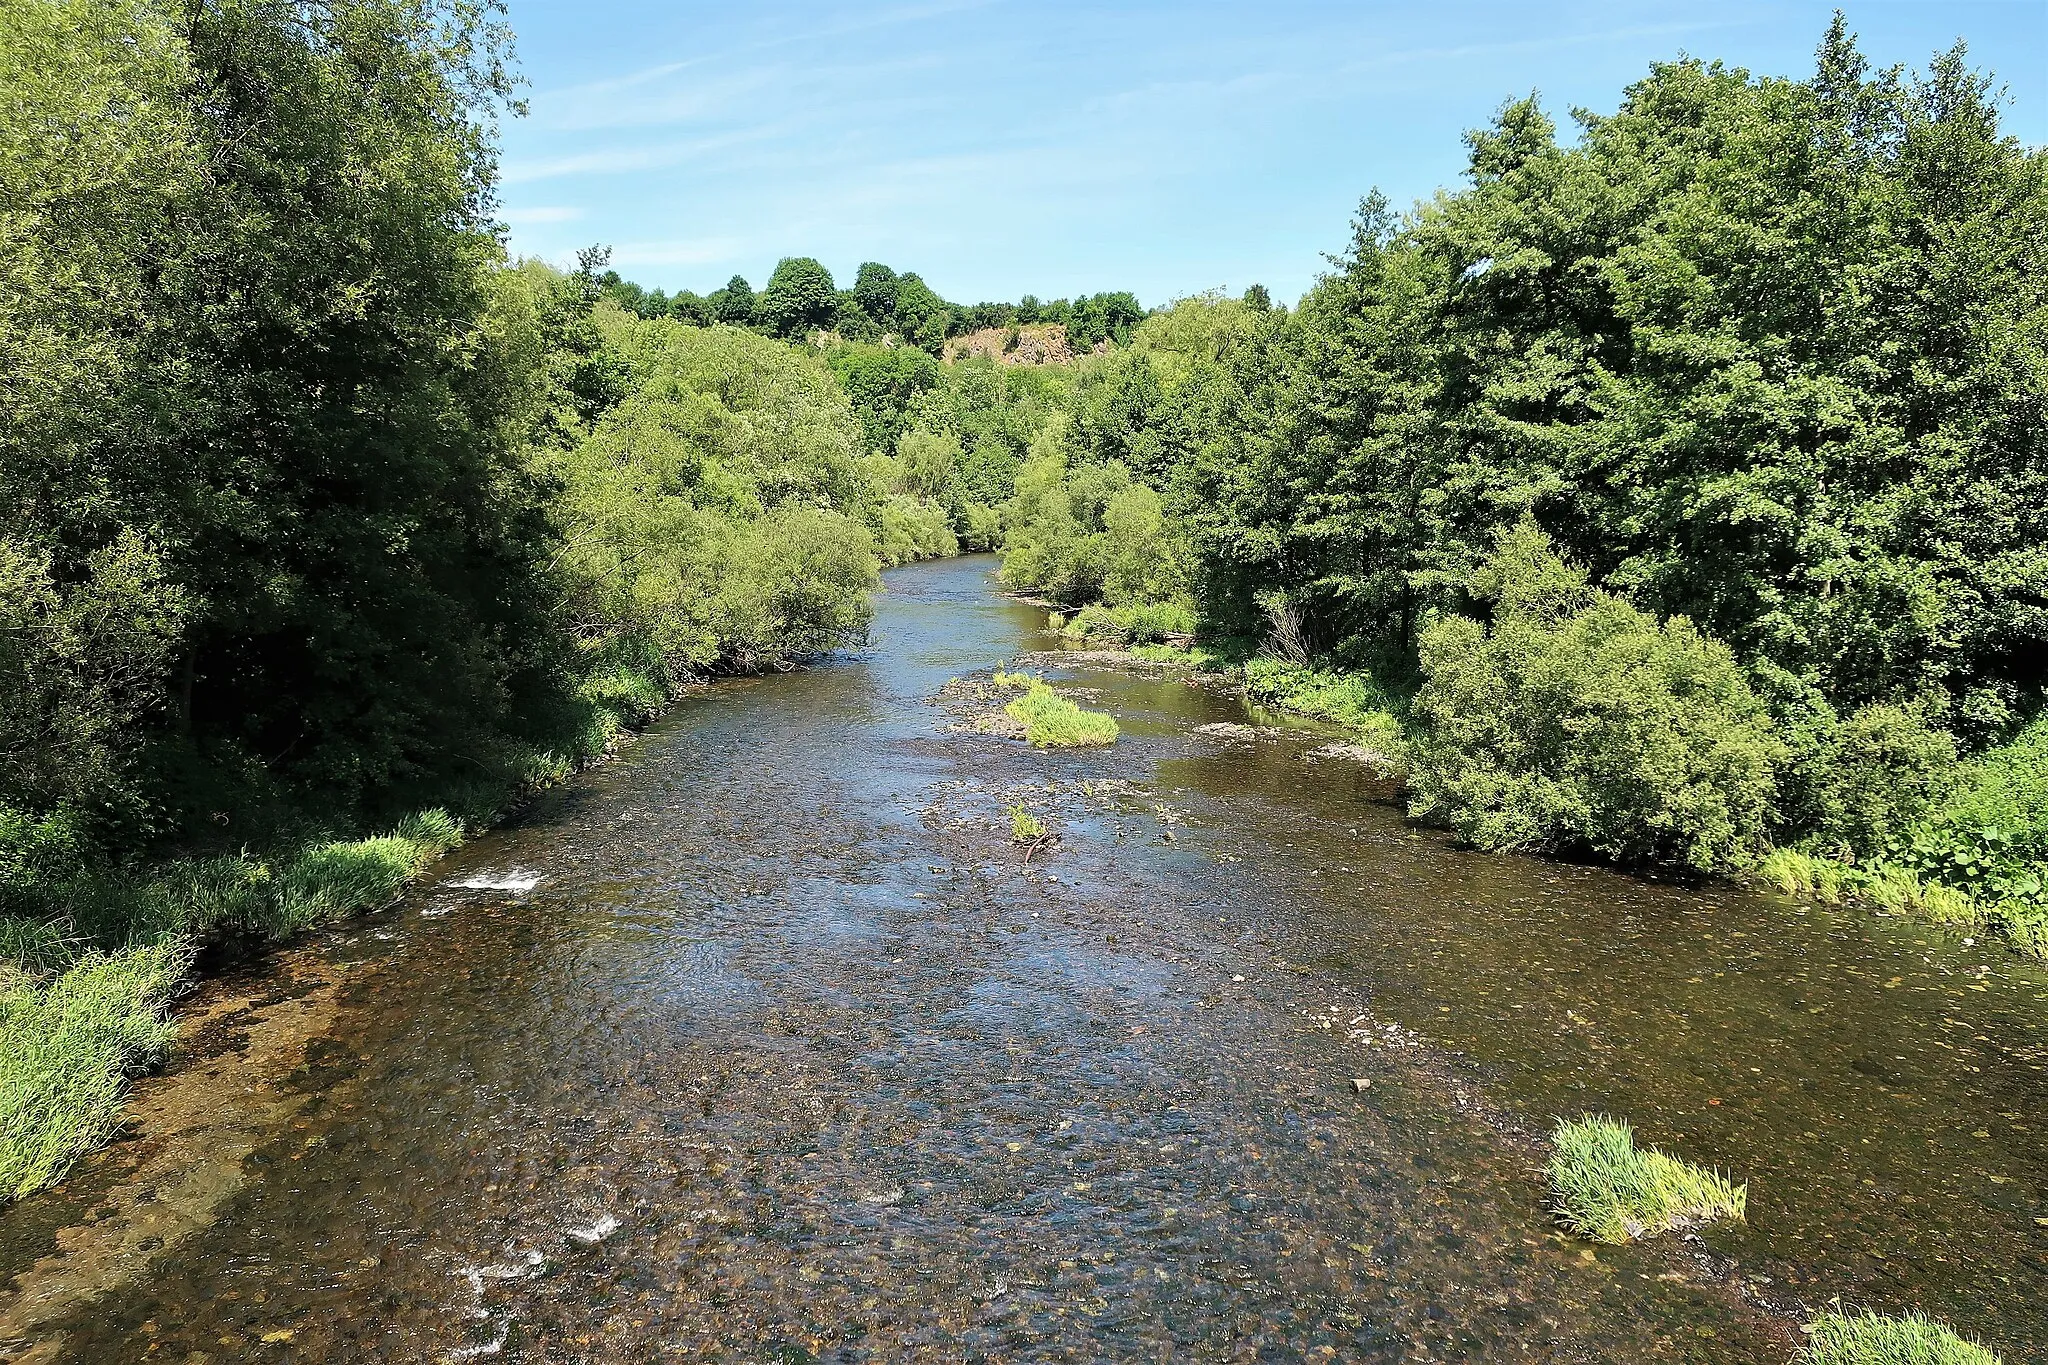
left=1053, top=626, right=2048, bottom=965
left=0, top=662, right=690, bottom=1208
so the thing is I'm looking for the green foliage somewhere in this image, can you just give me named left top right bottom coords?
left=1183, top=26, right=2048, bottom=732
left=998, top=447, right=1190, bottom=609
left=1893, top=717, right=2048, bottom=905
left=1802, top=1311, right=2002, bottom=1365
left=1408, top=531, right=1783, bottom=872
left=1005, top=683, right=1119, bottom=748
left=757, top=257, right=838, bottom=338
left=1059, top=601, right=1199, bottom=648
left=960, top=502, right=1004, bottom=552
left=852, top=262, right=901, bottom=325
left=1242, top=659, right=1407, bottom=757
left=709, top=274, right=756, bottom=326
left=0, top=941, right=187, bottom=1201
left=829, top=345, right=942, bottom=454
left=1771, top=689, right=1962, bottom=861
left=549, top=315, right=879, bottom=679
left=1008, top=803, right=1046, bottom=843
left=1547, top=1115, right=1746, bottom=1244
left=873, top=497, right=960, bottom=568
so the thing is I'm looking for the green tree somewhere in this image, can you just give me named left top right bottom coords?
left=757, top=256, right=838, bottom=338
left=709, top=274, right=756, bottom=326
left=853, top=262, right=900, bottom=325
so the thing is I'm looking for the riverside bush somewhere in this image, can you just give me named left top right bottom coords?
left=1548, top=1115, right=1745, bottom=1243
left=1891, top=717, right=2048, bottom=907
left=1409, top=531, right=1782, bottom=873
left=1242, top=658, right=1408, bottom=758
left=1057, top=600, right=1197, bottom=647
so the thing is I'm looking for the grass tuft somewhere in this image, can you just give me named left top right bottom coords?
left=1547, top=1114, right=1745, bottom=1243
left=1005, top=683, right=1119, bottom=748
left=1802, top=1310, right=2002, bottom=1365
left=1009, top=803, right=1046, bottom=843
left=0, top=942, right=188, bottom=1200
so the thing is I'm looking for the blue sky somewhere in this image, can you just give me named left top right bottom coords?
left=495, top=1, right=2048, bottom=307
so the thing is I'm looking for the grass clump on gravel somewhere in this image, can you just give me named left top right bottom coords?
left=1802, top=1310, right=2002, bottom=1365
left=1547, top=1115, right=1745, bottom=1243
left=1005, top=682, right=1119, bottom=748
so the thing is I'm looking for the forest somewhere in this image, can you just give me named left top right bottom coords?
left=0, top=6, right=2042, bottom=1356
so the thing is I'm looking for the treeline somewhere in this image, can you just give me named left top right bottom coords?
left=976, top=23, right=2048, bottom=946
left=601, top=258, right=1146, bottom=354
left=0, top=0, right=953, bottom=1199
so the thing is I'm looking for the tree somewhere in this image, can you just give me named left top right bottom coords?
left=853, top=262, right=900, bottom=325
left=709, top=274, right=756, bottom=326
left=757, top=256, right=838, bottom=338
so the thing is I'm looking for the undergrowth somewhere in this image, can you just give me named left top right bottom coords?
left=1547, top=1115, right=1745, bottom=1243
left=1241, top=658, right=1408, bottom=759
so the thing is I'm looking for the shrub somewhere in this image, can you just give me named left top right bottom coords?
left=1801, top=1310, right=2002, bottom=1365
left=0, top=941, right=187, bottom=1201
left=1766, top=684, right=1962, bottom=861
left=960, top=501, right=1003, bottom=551
left=1408, top=530, right=1783, bottom=872
left=873, top=495, right=959, bottom=567
left=1891, top=716, right=2048, bottom=906
left=1548, top=1115, right=1745, bottom=1243
left=1005, top=683, right=1119, bottom=747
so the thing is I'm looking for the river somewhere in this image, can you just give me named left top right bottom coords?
left=1, top=555, right=2040, bottom=1363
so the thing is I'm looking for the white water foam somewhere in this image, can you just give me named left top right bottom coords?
left=447, top=871, right=541, bottom=893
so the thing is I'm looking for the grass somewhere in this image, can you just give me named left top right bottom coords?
left=0, top=941, right=188, bottom=1200
left=1547, top=1115, right=1746, bottom=1243
left=1240, top=657, right=1409, bottom=760
left=1009, top=803, right=1046, bottom=843
left=1802, top=1310, right=2002, bottom=1365
left=1752, top=846, right=2044, bottom=959
left=1005, top=682, right=1119, bottom=748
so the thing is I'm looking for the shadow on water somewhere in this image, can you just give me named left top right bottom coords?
left=0, top=556, right=2039, bottom=1363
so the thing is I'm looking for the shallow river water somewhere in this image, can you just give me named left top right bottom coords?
left=1, top=556, right=2042, bottom=1363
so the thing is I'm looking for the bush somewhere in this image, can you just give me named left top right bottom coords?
left=0, top=942, right=187, bottom=1201
left=1802, top=1310, right=2002, bottom=1365
left=874, top=495, right=959, bottom=567
left=1408, top=530, right=1783, bottom=872
left=960, top=501, right=1003, bottom=551
left=1005, top=683, right=1119, bottom=747
left=1769, top=685, right=1961, bottom=860
left=1891, top=716, right=2048, bottom=906
left=1548, top=1115, right=1745, bottom=1244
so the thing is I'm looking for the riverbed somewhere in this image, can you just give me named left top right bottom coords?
left=1, top=555, right=2040, bottom=1363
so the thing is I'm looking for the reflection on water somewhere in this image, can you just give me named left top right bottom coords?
left=0, top=556, right=2038, bottom=1363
